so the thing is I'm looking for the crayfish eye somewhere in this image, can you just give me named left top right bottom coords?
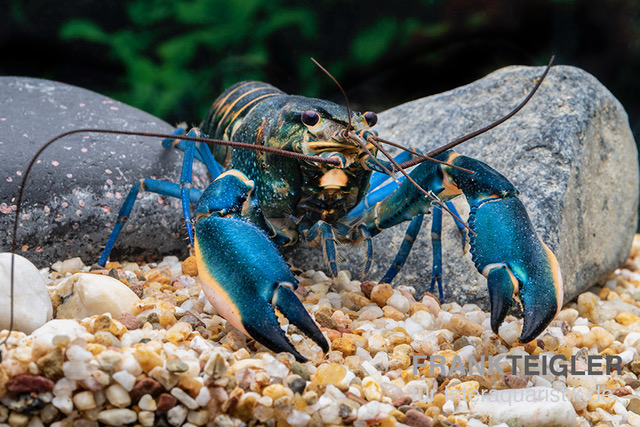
left=363, top=111, right=378, bottom=127
left=301, top=110, right=320, bottom=127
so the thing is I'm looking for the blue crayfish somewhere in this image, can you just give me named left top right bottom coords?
left=8, top=59, right=563, bottom=363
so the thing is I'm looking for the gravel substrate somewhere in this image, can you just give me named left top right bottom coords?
left=3, top=236, right=640, bottom=426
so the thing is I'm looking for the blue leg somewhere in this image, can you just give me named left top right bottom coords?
left=380, top=214, right=424, bottom=285
left=98, top=179, right=202, bottom=266
left=356, top=224, right=374, bottom=277
left=446, top=201, right=468, bottom=250
left=179, top=129, right=199, bottom=247
left=304, top=221, right=338, bottom=276
left=162, top=126, right=225, bottom=180
left=430, top=207, right=444, bottom=299
left=162, top=126, right=204, bottom=163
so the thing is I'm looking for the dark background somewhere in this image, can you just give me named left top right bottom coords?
left=2, top=0, right=639, bottom=137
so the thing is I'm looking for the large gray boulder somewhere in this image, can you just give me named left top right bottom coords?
left=287, top=65, right=639, bottom=308
left=0, top=77, right=208, bottom=267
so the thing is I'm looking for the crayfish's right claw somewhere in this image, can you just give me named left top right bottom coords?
left=469, top=195, right=563, bottom=344
left=240, top=282, right=328, bottom=362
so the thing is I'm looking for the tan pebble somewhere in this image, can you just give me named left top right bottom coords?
left=362, top=376, right=383, bottom=401
left=400, top=369, right=419, bottom=383
left=342, top=292, right=371, bottom=311
left=540, top=334, right=560, bottom=351
left=92, top=314, right=121, bottom=336
left=145, top=269, right=172, bottom=286
left=342, top=333, right=368, bottom=349
left=371, top=283, right=394, bottom=307
left=409, top=302, right=430, bottom=316
left=135, top=345, right=164, bottom=373
left=433, top=393, right=446, bottom=409
left=313, top=363, right=346, bottom=386
left=586, top=392, right=615, bottom=411
left=425, top=406, right=440, bottom=417
left=591, top=326, right=614, bottom=350
left=181, top=256, right=198, bottom=276
left=577, top=292, right=600, bottom=323
left=166, top=322, right=193, bottom=344
left=315, top=310, right=338, bottom=330
left=615, top=311, right=640, bottom=325
left=368, top=334, right=389, bottom=355
left=563, top=332, right=583, bottom=348
left=262, top=384, right=293, bottom=400
left=447, top=314, right=484, bottom=337
left=178, top=376, right=203, bottom=398
left=383, top=305, right=406, bottom=320
left=36, top=347, right=64, bottom=380
left=447, top=381, right=479, bottom=404
left=389, top=409, right=405, bottom=422
left=323, top=328, right=342, bottom=342
left=389, top=353, right=411, bottom=370
left=332, top=337, right=357, bottom=356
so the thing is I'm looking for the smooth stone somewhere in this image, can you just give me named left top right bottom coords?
left=55, top=273, right=140, bottom=319
left=31, top=319, right=90, bottom=346
left=97, top=408, right=138, bottom=426
left=470, top=386, right=577, bottom=426
left=289, top=65, right=638, bottom=308
left=0, top=77, right=208, bottom=267
left=0, top=253, right=53, bottom=333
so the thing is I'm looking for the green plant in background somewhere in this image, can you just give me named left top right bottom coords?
left=60, top=0, right=321, bottom=121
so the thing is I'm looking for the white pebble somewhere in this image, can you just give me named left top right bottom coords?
left=65, top=345, right=93, bottom=362
left=167, top=404, right=188, bottom=426
left=97, top=408, right=138, bottom=426
left=51, top=396, right=73, bottom=415
left=287, top=410, right=311, bottom=427
left=387, top=293, right=410, bottom=313
left=105, top=384, right=131, bottom=407
left=55, top=273, right=140, bottom=319
left=72, top=391, right=96, bottom=410
left=171, top=387, right=199, bottom=410
left=0, top=253, right=53, bottom=334
left=195, top=386, right=211, bottom=407
left=138, top=394, right=157, bottom=411
left=138, top=411, right=155, bottom=427
left=112, top=370, right=137, bottom=391
left=62, top=361, right=89, bottom=381
left=118, top=353, right=143, bottom=376
left=358, top=401, right=381, bottom=420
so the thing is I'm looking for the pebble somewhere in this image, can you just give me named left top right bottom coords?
left=0, top=253, right=53, bottom=334
left=5, top=244, right=640, bottom=427
left=470, top=387, right=577, bottom=426
left=167, top=404, right=188, bottom=426
left=405, top=409, right=433, bottom=427
left=54, top=273, right=140, bottom=319
left=97, top=408, right=138, bottom=426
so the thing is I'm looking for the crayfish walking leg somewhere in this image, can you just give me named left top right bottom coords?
left=360, top=150, right=563, bottom=343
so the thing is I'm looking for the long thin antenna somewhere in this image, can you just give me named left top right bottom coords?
left=398, top=55, right=555, bottom=169
left=311, top=58, right=352, bottom=135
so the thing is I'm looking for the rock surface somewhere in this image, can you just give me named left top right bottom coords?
left=0, top=252, right=53, bottom=333
left=288, top=65, right=639, bottom=307
left=0, top=77, right=208, bottom=268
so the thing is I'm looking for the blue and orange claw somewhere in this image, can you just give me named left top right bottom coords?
left=469, top=195, right=563, bottom=343
left=194, top=171, right=328, bottom=361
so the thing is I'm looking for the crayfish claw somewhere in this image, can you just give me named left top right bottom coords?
left=485, top=266, right=517, bottom=335
left=273, top=283, right=329, bottom=354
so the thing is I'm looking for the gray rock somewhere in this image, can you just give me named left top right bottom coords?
left=0, top=77, right=208, bottom=267
left=287, top=65, right=639, bottom=308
